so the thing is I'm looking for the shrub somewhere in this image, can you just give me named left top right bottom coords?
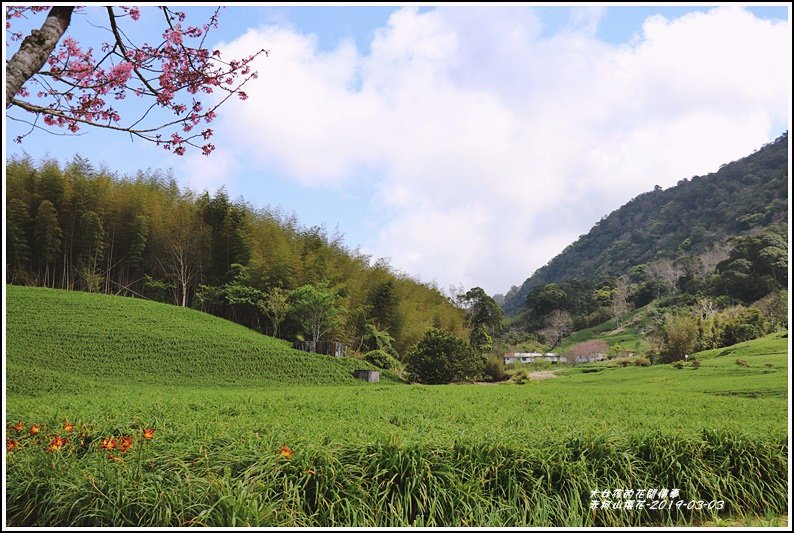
left=512, top=370, right=529, bottom=385
left=691, top=360, right=701, bottom=369
left=616, top=358, right=633, bottom=367
left=674, top=361, right=684, bottom=369
left=363, top=350, right=403, bottom=370
left=481, top=355, right=508, bottom=382
left=723, top=307, right=769, bottom=345
left=405, top=329, right=483, bottom=384
left=633, top=357, right=650, bottom=367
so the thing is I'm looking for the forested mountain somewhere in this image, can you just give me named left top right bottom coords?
left=502, top=132, right=788, bottom=316
left=5, top=156, right=466, bottom=355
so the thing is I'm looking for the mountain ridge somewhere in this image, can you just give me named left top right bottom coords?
left=502, top=132, right=788, bottom=316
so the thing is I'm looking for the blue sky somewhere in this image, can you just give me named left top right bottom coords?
left=3, top=4, right=791, bottom=295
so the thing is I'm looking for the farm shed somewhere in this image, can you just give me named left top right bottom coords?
left=353, top=369, right=380, bottom=382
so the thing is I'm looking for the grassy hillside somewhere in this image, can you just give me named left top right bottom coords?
left=6, top=285, right=381, bottom=394
left=503, top=132, right=788, bottom=315
left=692, top=330, right=788, bottom=361
left=562, top=331, right=787, bottom=399
left=556, top=304, right=653, bottom=355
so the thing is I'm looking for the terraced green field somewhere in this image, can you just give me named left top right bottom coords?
left=5, top=286, right=789, bottom=526
left=6, top=285, right=384, bottom=395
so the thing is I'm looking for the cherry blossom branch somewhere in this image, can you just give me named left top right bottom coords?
left=105, top=6, right=158, bottom=97
left=6, top=6, right=268, bottom=156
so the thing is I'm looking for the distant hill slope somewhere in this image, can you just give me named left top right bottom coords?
left=6, top=285, right=381, bottom=396
left=503, top=133, right=788, bottom=315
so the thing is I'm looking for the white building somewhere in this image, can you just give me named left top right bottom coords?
left=504, top=352, right=562, bottom=364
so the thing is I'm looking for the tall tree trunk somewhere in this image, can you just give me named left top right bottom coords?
left=6, top=7, right=74, bottom=107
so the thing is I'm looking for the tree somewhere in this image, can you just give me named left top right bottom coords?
left=694, top=246, right=729, bottom=278
left=6, top=6, right=266, bottom=155
left=716, top=231, right=788, bottom=303
left=752, top=291, right=787, bottom=332
left=611, top=276, right=631, bottom=327
left=76, top=210, right=104, bottom=292
left=367, top=279, right=403, bottom=337
left=645, top=259, right=681, bottom=296
left=718, top=306, right=769, bottom=346
left=34, top=200, right=62, bottom=287
left=290, top=284, right=343, bottom=343
left=458, top=286, right=503, bottom=353
left=257, top=287, right=291, bottom=338
left=6, top=197, right=32, bottom=279
left=223, top=264, right=264, bottom=328
left=540, top=310, right=573, bottom=350
left=526, top=283, right=568, bottom=315
left=127, top=215, right=149, bottom=270
left=468, top=326, right=494, bottom=353
left=157, top=204, right=204, bottom=307
left=659, top=314, right=698, bottom=363
left=692, top=297, right=718, bottom=320
left=458, top=287, right=504, bottom=333
left=405, top=329, right=483, bottom=384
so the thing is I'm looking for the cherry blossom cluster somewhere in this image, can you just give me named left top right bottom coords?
left=6, top=6, right=267, bottom=155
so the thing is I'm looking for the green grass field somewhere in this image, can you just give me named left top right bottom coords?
left=5, top=286, right=789, bottom=526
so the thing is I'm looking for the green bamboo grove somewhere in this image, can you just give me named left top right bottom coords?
left=6, top=155, right=466, bottom=355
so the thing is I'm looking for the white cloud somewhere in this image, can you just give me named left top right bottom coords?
left=210, top=6, right=790, bottom=294
left=179, top=148, right=240, bottom=194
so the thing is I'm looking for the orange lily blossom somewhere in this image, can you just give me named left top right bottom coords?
left=7, top=439, right=20, bottom=452
left=64, top=422, right=75, bottom=432
left=280, top=445, right=294, bottom=459
left=47, top=435, right=68, bottom=453
left=142, top=428, right=155, bottom=439
left=13, top=421, right=24, bottom=432
left=120, top=436, right=133, bottom=453
left=30, top=424, right=40, bottom=435
left=100, top=437, right=117, bottom=450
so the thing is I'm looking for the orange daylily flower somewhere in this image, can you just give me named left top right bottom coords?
left=7, top=438, right=20, bottom=452
left=64, top=422, right=75, bottom=432
left=47, top=435, right=68, bottom=453
left=100, top=437, right=117, bottom=451
left=142, top=428, right=155, bottom=440
left=280, top=445, right=294, bottom=459
left=119, top=436, right=133, bottom=453
left=107, top=454, right=121, bottom=462
left=13, top=421, right=24, bottom=432
left=29, top=424, right=40, bottom=436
